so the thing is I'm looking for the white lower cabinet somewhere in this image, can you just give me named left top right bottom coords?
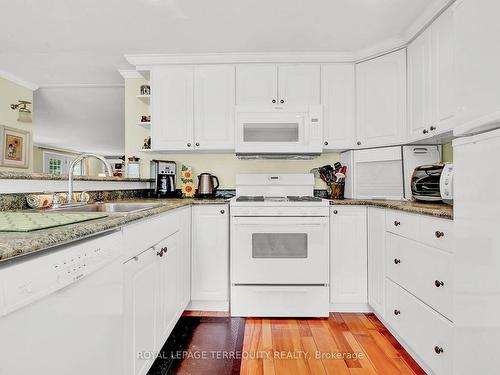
left=190, top=204, right=229, bottom=311
left=367, top=207, right=386, bottom=318
left=124, top=207, right=191, bottom=375
left=124, top=247, right=159, bottom=375
left=386, top=279, right=453, bottom=375
left=330, top=206, right=368, bottom=311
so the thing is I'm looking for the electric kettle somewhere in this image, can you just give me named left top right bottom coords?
left=196, top=173, right=220, bottom=197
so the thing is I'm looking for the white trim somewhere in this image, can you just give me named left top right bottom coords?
left=38, top=83, right=124, bottom=88
left=0, top=69, right=38, bottom=91
left=0, top=179, right=151, bottom=194
left=354, top=38, right=408, bottom=63
left=125, top=52, right=357, bottom=67
left=329, top=302, right=372, bottom=313
left=187, top=300, right=229, bottom=312
left=118, top=69, right=143, bottom=79
left=405, top=0, right=456, bottom=42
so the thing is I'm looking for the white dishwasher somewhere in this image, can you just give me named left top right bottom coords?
left=0, top=230, right=124, bottom=375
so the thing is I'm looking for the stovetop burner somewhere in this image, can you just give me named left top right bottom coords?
left=287, top=196, right=322, bottom=202
left=236, top=195, right=322, bottom=203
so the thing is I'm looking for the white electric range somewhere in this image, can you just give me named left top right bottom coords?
left=229, top=173, right=330, bottom=317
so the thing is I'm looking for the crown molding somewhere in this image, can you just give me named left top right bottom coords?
left=405, top=0, right=456, bottom=42
left=125, top=51, right=357, bottom=67
left=0, top=69, right=39, bottom=91
left=38, top=83, right=124, bottom=88
left=118, top=69, right=143, bottom=79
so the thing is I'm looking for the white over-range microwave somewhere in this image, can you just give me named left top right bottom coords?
left=235, top=105, right=323, bottom=158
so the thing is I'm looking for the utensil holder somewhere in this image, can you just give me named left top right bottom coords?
left=329, top=182, right=345, bottom=200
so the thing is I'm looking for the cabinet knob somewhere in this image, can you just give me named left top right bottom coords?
left=423, top=129, right=429, bottom=134
left=357, top=141, right=362, bottom=146
left=394, top=220, right=401, bottom=227
left=434, top=346, right=444, bottom=354
left=435, top=280, right=444, bottom=287
left=430, top=126, right=437, bottom=131
left=435, top=231, right=444, bottom=238
left=280, top=99, right=284, bottom=104
left=333, top=210, right=338, bottom=214
left=187, top=143, right=191, bottom=147
left=324, top=141, right=329, bottom=146
left=272, top=99, right=276, bottom=104
left=394, top=309, right=401, bottom=316
left=394, top=258, right=401, bottom=265
left=195, top=142, right=200, bottom=147
left=220, top=209, right=225, bottom=214
left=162, top=246, right=168, bottom=254
left=156, top=250, right=163, bottom=257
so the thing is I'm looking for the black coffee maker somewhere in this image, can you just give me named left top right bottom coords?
left=150, top=160, right=178, bottom=198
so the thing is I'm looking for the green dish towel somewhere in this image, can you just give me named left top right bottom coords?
left=0, top=212, right=109, bottom=232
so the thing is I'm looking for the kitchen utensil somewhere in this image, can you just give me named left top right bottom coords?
left=197, top=173, right=220, bottom=198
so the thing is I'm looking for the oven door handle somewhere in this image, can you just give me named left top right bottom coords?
left=253, top=287, right=309, bottom=293
left=231, top=216, right=328, bottom=225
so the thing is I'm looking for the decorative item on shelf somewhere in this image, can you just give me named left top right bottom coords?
left=140, top=115, right=151, bottom=123
left=127, top=156, right=141, bottom=178
left=311, top=163, right=347, bottom=200
left=140, top=84, right=150, bottom=96
left=142, top=137, right=151, bottom=149
left=180, top=164, right=195, bottom=198
left=0, top=126, right=30, bottom=169
left=10, top=100, right=32, bottom=123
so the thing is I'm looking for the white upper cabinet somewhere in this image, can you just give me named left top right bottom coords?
left=454, top=0, right=500, bottom=135
left=194, top=65, right=235, bottom=150
left=408, top=6, right=455, bottom=141
left=277, top=64, right=320, bottom=105
left=356, top=49, right=407, bottom=148
left=408, top=29, right=432, bottom=141
left=236, top=63, right=320, bottom=106
left=431, top=7, right=455, bottom=134
left=151, top=66, right=194, bottom=151
left=321, top=63, right=356, bottom=150
left=236, top=64, right=278, bottom=105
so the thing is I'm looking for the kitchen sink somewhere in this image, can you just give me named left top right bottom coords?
left=43, top=202, right=162, bottom=214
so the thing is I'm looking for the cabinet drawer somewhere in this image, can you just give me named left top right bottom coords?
left=231, top=285, right=329, bottom=317
left=386, top=279, right=453, bottom=375
left=385, top=210, right=419, bottom=238
left=419, top=216, right=454, bottom=253
left=386, top=234, right=452, bottom=320
left=123, top=209, right=182, bottom=260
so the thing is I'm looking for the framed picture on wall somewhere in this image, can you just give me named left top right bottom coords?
left=0, top=125, right=30, bottom=169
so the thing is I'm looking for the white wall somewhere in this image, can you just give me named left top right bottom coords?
left=33, top=86, right=124, bottom=156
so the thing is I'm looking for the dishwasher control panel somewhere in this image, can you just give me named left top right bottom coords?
left=0, top=231, right=121, bottom=317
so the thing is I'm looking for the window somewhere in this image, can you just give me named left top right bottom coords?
left=43, top=152, right=84, bottom=176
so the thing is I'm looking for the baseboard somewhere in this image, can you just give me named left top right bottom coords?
left=187, top=300, right=229, bottom=312
left=329, top=302, right=372, bottom=313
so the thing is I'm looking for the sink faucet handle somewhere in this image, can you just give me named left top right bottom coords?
left=52, top=193, right=62, bottom=208
left=79, top=191, right=89, bottom=203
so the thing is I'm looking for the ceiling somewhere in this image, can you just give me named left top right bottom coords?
left=0, top=0, right=439, bottom=86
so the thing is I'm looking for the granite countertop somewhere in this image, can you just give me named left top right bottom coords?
left=329, top=199, right=453, bottom=219
left=0, top=171, right=153, bottom=182
left=0, top=198, right=228, bottom=264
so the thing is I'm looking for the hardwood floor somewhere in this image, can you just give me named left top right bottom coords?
left=240, top=313, right=425, bottom=375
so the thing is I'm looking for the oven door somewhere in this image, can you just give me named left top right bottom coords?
left=231, top=216, right=329, bottom=284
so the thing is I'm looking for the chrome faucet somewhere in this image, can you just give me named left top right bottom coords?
left=67, top=153, right=112, bottom=205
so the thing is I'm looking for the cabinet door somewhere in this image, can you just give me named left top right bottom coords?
left=236, top=64, right=277, bottom=105
left=194, top=65, right=235, bottom=150
left=191, top=205, right=229, bottom=305
left=151, top=66, right=194, bottom=151
left=178, top=207, right=191, bottom=310
left=367, top=207, right=386, bottom=318
left=156, top=232, right=180, bottom=345
left=278, top=64, right=320, bottom=105
left=454, top=0, right=500, bottom=134
left=408, top=29, right=432, bottom=141
left=356, top=49, right=407, bottom=147
left=431, top=6, right=455, bottom=135
left=330, top=206, right=368, bottom=308
left=321, top=63, right=356, bottom=150
left=124, top=248, right=158, bottom=375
